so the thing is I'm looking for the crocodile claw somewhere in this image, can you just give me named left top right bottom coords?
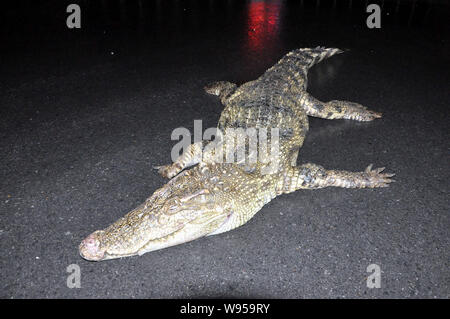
left=364, top=164, right=395, bottom=187
left=154, top=164, right=178, bottom=179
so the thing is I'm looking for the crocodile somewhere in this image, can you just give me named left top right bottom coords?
left=79, top=47, right=394, bottom=261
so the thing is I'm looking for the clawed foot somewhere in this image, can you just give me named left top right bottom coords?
left=348, top=102, right=382, bottom=121
left=153, top=164, right=178, bottom=179
left=363, top=164, right=395, bottom=187
left=329, top=100, right=382, bottom=121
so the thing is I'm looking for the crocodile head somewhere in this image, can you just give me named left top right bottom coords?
left=79, top=171, right=232, bottom=261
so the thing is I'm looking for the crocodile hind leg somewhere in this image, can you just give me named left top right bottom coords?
left=154, top=141, right=203, bottom=179
left=280, top=163, right=394, bottom=193
left=301, top=93, right=382, bottom=121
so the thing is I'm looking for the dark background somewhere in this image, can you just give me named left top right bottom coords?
left=0, top=0, right=448, bottom=298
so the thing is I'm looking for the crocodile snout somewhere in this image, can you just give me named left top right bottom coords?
left=79, top=231, right=106, bottom=261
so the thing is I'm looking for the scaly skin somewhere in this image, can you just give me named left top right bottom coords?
left=79, top=47, right=394, bottom=261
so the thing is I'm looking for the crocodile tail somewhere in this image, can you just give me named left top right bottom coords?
left=287, top=47, right=344, bottom=69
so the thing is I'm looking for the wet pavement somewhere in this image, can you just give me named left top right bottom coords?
left=0, top=0, right=449, bottom=298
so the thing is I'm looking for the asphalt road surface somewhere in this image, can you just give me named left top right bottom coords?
left=1, top=0, right=448, bottom=298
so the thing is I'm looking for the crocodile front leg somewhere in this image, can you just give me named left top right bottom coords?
left=155, top=141, right=204, bottom=179
left=204, top=81, right=237, bottom=104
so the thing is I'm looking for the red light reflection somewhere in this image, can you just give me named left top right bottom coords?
left=246, top=1, right=281, bottom=53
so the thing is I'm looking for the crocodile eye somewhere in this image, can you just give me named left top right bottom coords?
left=180, top=189, right=209, bottom=202
left=167, top=205, right=180, bottom=214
